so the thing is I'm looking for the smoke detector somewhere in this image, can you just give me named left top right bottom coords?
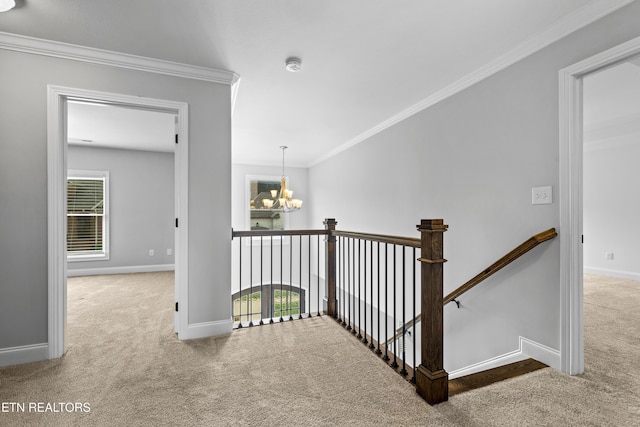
left=285, top=57, right=302, bottom=72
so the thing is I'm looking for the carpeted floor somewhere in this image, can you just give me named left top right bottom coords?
left=0, top=272, right=638, bottom=426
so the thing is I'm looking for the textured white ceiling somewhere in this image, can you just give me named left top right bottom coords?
left=0, top=0, right=630, bottom=165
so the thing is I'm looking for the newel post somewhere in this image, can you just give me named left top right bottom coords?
left=416, top=219, right=449, bottom=405
left=324, top=218, right=338, bottom=317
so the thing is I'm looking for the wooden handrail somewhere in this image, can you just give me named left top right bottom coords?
left=231, top=229, right=328, bottom=238
left=443, top=228, right=557, bottom=305
left=332, top=230, right=421, bottom=248
left=385, top=227, right=557, bottom=346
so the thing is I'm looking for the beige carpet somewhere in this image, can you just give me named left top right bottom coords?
left=0, top=272, right=638, bottom=426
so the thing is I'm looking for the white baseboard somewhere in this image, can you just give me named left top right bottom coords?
left=448, top=349, right=529, bottom=380
left=0, top=343, right=48, bottom=368
left=448, top=336, right=560, bottom=379
left=178, top=318, right=233, bottom=340
left=67, top=264, right=175, bottom=277
left=584, top=266, right=640, bottom=282
left=520, top=336, right=561, bottom=370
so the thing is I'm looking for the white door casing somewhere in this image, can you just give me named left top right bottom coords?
left=47, top=86, right=189, bottom=358
left=558, top=35, right=640, bottom=375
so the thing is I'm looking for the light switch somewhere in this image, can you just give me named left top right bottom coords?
left=532, top=186, right=552, bottom=205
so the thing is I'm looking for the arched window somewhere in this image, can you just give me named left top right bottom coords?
left=232, top=284, right=306, bottom=323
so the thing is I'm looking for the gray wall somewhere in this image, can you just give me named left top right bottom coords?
left=232, top=163, right=310, bottom=231
left=584, top=137, right=640, bottom=279
left=0, top=48, right=231, bottom=349
left=67, top=146, right=175, bottom=273
left=308, top=2, right=640, bottom=372
left=231, top=163, right=314, bottom=301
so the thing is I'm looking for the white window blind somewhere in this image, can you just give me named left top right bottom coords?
left=67, top=171, right=109, bottom=260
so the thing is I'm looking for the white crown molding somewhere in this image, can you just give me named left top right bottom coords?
left=308, top=0, right=636, bottom=167
left=585, top=136, right=640, bottom=152
left=584, top=113, right=640, bottom=145
left=0, top=31, right=240, bottom=86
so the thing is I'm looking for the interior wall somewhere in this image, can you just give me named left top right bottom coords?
left=231, top=163, right=314, bottom=307
left=308, top=1, right=640, bottom=372
left=584, top=136, right=640, bottom=280
left=232, top=163, right=310, bottom=231
left=67, top=145, right=175, bottom=274
left=0, top=48, right=231, bottom=351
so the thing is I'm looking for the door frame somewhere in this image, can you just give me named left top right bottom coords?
left=559, top=35, right=640, bottom=375
left=47, top=85, right=189, bottom=358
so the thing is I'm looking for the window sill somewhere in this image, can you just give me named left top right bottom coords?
left=67, top=254, right=110, bottom=262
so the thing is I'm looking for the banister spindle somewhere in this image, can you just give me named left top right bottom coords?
left=299, top=235, right=303, bottom=319
left=324, top=218, right=337, bottom=317
left=416, top=219, right=448, bottom=405
left=340, top=237, right=347, bottom=326
left=369, top=241, right=375, bottom=349
left=238, top=236, right=243, bottom=328
left=357, top=239, right=362, bottom=339
left=270, top=236, right=274, bottom=324
left=249, top=237, right=254, bottom=327
left=260, top=236, right=264, bottom=325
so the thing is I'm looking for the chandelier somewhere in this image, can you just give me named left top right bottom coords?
left=260, top=146, right=302, bottom=213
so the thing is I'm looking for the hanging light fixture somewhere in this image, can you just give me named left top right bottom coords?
left=260, top=146, right=302, bottom=213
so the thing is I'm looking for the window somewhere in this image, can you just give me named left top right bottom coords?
left=247, top=175, right=287, bottom=231
left=232, top=285, right=306, bottom=323
left=67, top=170, right=109, bottom=261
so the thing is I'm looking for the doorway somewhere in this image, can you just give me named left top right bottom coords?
left=558, top=35, right=640, bottom=375
left=47, top=86, right=189, bottom=359
left=65, top=100, right=177, bottom=344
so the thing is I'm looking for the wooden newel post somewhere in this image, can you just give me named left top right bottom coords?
left=416, top=219, right=449, bottom=405
left=324, top=218, right=338, bottom=317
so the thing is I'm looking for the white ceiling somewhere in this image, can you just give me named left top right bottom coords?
left=67, top=101, right=176, bottom=152
left=0, top=0, right=634, bottom=165
left=583, top=60, right=640, bottom=142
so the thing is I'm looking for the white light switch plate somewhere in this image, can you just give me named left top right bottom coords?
left=532, top=186, right=552, bottom=205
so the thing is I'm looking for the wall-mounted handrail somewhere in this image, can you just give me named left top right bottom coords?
left=443, top=228, right=557, bottom=306
left=386, top=227, right=557, bottom=346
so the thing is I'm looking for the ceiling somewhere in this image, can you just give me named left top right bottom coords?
left=583, top=59, right=640, bottom=143
left=0, top=0, right=634, bottom=165
left=67, top=101, right=176, bottom=152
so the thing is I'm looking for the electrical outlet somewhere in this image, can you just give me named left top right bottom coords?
left=605, top=252, right=614, bottom=260
left=532, top=186, right=553, bottom=205
left=167, top=248, right=172, bottom=256
left=149, top=249, right=154, bottom=256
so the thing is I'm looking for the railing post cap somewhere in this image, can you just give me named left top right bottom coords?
left=323, top=218, right=338, bottom=227
left=417, top=219, right=448, bottom=231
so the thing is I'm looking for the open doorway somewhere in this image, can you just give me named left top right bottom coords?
left=581, top=55, right=640, bottom=376
left=65, top=100, right=177, bottom=346
left=559, top=36, right=640, bottom=376
left=47, top=86, right=189, bottom=359
left=583, top=57, right=640, bottom=281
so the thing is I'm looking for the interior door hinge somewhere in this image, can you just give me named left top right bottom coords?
left=175, top=302, right=179, bottom=312
left=175, top=218, right=179, bottom=228
left=175, top=134, right=179, bottom=144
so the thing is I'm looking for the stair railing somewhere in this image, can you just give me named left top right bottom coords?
left=443, top=228, right=557, bottom=306
left=385, top=227, right=558, bottom=348
left=233, top=218, right=450, bottom=405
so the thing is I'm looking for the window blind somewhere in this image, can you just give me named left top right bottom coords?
left=67, top=177, right=105, bottom=255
